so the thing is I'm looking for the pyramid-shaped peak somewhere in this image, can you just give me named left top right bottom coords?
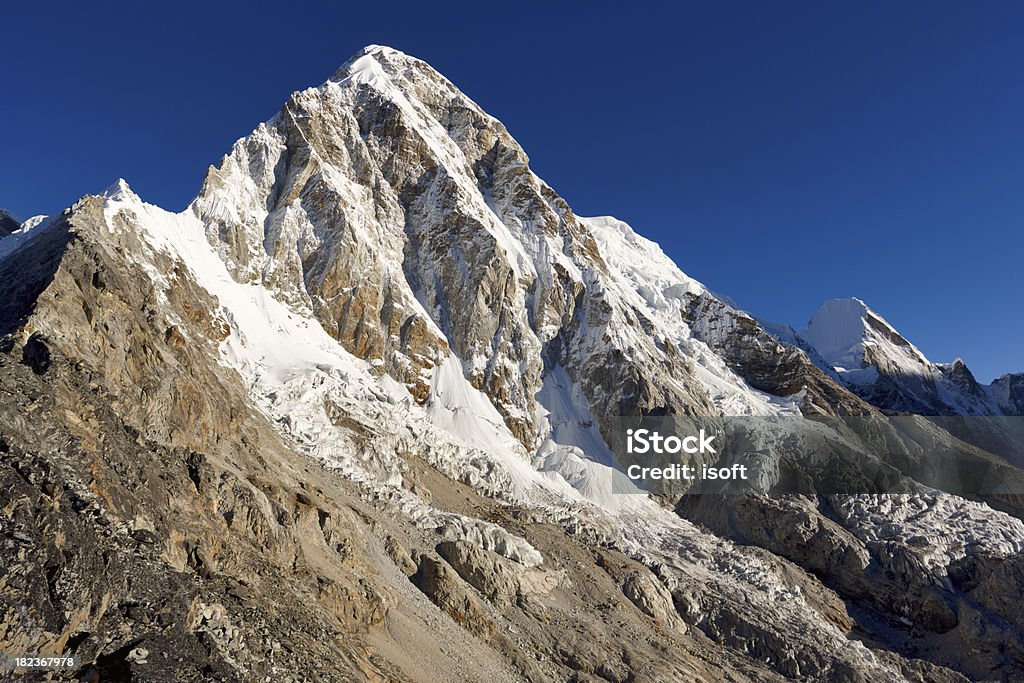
left=101, top=178, right=138, bottom=203
left=801, top=298, right=869, bottom=358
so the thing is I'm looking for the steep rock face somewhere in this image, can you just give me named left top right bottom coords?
left=189, top=45, right=603, bottom=439
left=190, top=81, right=451, bottom=400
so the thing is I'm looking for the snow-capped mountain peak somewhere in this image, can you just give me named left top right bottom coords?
left=797, top=297, right=1011, bottom=416
left=101, top=178, right=138, bottom=202
left=800, top=297, right=930, bottom=378
left=333, top=45, right=396, bottom=89
left=800, top=297, right=872, bottom=371
left=184, top=39, right=819, bottom=463
left=0, top=212, right=55, bottom=262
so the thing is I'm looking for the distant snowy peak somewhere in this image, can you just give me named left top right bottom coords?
left=794, top=297, right=1016, bottom=416
left=800, top=297, right=931, bottom=380
left=19, top=215, right=50, bottom=232
left=800, top=298, right=869, bottom=372
left=102, top=178, right=138, bottom=202
left=938, top=357, right=983, bottom=395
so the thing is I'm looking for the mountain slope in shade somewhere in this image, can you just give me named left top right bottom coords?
left=3, top=45, right=1024, bottom=682
left=0, top=209, right=21, bottom=237
left=0, top=213, right=54, bottom=262
left=796, top=297, right=1017, bottom=416
left=991, top=372, right=1024, bottom=414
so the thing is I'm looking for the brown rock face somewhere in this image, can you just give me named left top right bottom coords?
left=620, top=570, right=686, bottom=632
left=0, top=208, right=405, bottom=679
left=411, top=554, right=496, bottom=636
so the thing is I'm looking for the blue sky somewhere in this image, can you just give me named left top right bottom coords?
left=3, top=1, right=1021, bottom=381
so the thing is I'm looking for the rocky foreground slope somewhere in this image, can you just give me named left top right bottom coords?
left=2, top=45, right=1023, bottom=681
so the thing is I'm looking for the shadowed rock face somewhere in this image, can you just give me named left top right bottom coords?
left=0, top=215, right=69, bottom=339
left=2, top=45, right=1024, bottom=683
left=0, top=210, right=19, bottom=237
left=993, top=373, right=1024, bottom=414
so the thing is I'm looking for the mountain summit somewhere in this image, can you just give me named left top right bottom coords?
left=798, top=297, right=1017, bottom=415
left=2, top=46, right=1024, bottom=681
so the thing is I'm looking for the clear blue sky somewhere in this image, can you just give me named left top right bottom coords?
left=3, top=1, right=1021, bottom=381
